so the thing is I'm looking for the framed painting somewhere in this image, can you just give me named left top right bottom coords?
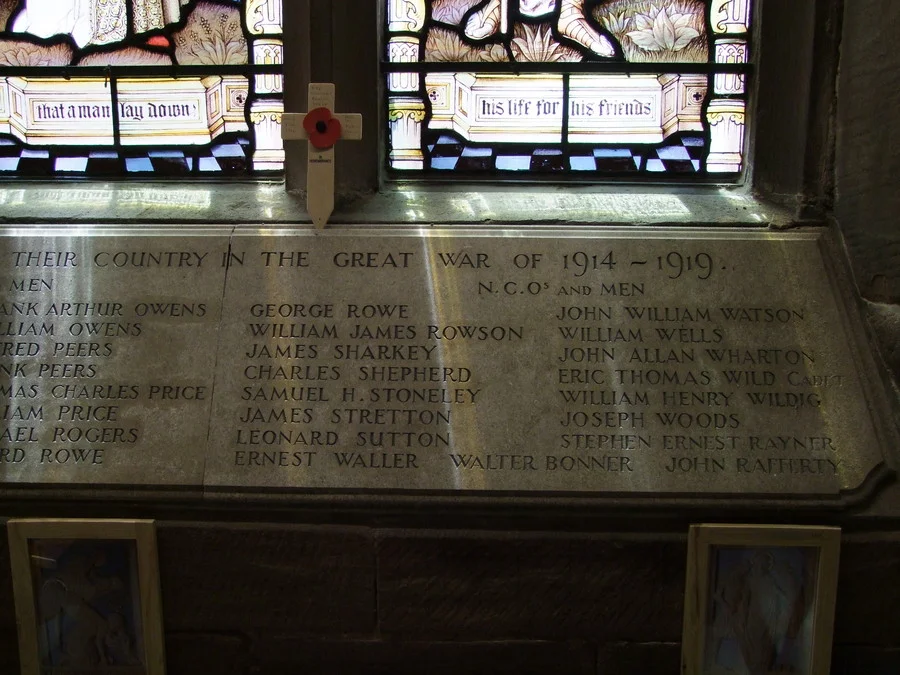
left=7, top=519, right=165, bottom=675
left=682, top=524, right=841, bottom=675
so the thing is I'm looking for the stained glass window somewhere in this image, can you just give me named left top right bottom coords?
left=0, top=0, right=283, bottom=177
left=384, top=0, right=751, bottom=178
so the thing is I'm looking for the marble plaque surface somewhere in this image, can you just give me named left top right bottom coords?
left=0, top=227, right=895, bottom=503
left=0, top=230, right=227, bottom=486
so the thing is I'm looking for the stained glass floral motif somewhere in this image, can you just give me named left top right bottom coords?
left=385, top=0, right=751, bottom=177
left=0, top=0, right=284, bottom=177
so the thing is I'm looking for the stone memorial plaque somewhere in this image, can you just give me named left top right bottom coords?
left=0, top=230, right=228, bottom=486
left=1, top=226, right=895, bottom=505
left=204, top=228, right=893, bottom=500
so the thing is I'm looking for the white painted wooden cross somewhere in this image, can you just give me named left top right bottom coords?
left=281, top=83, right=363, bottom=228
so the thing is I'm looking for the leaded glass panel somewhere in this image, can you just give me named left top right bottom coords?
left=0, top=0, right=284, bottom=177
left=384, top=0, right=752, bottom=178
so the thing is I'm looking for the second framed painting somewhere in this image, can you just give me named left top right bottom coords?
left=682, top=524, right=841, bottom=675
left=7, top=518, right=166, bottom=675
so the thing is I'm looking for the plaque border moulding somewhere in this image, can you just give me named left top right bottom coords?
left=0, top=226, right=897, bottom=515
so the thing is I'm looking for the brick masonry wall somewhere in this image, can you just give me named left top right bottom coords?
left=2, top=523, right=900, bottom=674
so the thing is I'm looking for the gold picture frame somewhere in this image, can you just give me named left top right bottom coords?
left=682, top=524, right=841, bottom=675
left=7, top=519, right=166, bottom=675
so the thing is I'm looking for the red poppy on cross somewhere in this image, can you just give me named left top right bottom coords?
left=282, top=84, right=363, bottom=228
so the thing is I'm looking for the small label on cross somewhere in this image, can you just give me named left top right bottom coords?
left=282, top=83, right=363, bottom=229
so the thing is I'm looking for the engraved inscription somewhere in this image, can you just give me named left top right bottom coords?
left=0, top=238, right=224, bottom=484
left=0, top=230, right=891, bottom=500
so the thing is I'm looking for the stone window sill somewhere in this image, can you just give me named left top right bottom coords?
left=0, top=180, right=798, bottom=228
